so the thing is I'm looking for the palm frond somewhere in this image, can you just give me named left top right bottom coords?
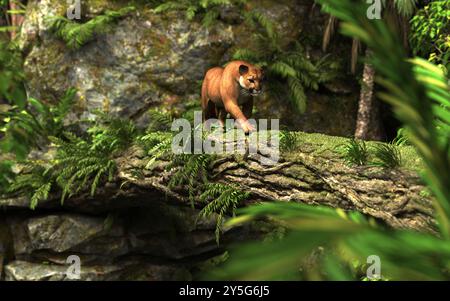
left=212, top=0, right=450, bottom=281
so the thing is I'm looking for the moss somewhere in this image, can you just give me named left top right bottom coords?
left=283, top=131, right=423, bottom=172
left=83, top=0, right=129, bottom=14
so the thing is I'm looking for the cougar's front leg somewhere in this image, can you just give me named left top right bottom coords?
left=217, top=108, right=227, bottom=128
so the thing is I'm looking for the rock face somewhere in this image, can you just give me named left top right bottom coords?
left=0, top=132, right=434, bottom=281
left=4, top=260, right=192, bottom=281
left=1, top=200, right=242, bottom=280
left=18, top=0, right=359, bottom=135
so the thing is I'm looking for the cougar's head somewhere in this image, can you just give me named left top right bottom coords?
left=238, top=64, right=264, bottom=96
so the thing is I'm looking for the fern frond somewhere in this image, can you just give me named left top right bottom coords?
left=287, top=77, right=307, bottom=114
left=53, top=88, right=77, bottom=123
left=199, top=183, right=250, bottom=244
left=47, top=7, right=135, bottom=50
left=147, top=109, right=173, bottom=132
left=245, top=11, right=277, bottom=40
left=153, top=2, right=186, bottom=14
left=269, top=61, right=298, bottom=79
left=186, top=5, right=198, bottom=20
left=30, top=182, right=52, bottom=210
left=232, top=48, right=259, bottom=63
left=202, top=10, right=220, bottom=27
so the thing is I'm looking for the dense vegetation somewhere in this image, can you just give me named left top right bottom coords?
left=0, top=0, right=449, bottom=280
left=210, top=0, right=450, bottom=280
left=410, top=0, right=450, bottom=73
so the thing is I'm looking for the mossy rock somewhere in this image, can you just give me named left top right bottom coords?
left=19, top=0, right=359, bottom=136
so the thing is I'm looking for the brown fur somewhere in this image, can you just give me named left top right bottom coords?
left=201, top=60, right=263, bottom=133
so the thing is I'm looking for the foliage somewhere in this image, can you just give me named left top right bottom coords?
left=339, top=138, right=368, bottom=166
left=153, top=0, right=246, bottom=27
left=51, top=132, right=117, bottom=204
left=320, top=0, right=450, bottom=238
left=7, top=112, right=138, bottom=209
left=0, top=0, right=26, bottom=35
left=146, top=108, right=173, bottom=132
left=371, top=143, right=402, bottom=168
left=321, top=0, right=418, bottom=73
left=279, top=130, right=300, bottom=152
left=46, top=6, right=135, bottom=50
left=212, top=0, right=450, bottom=280
left=393, top=127, right=410, bottom=146
left=199, top=182, right=250, bottom=244
left=391, top=0, right=419, bottom=18
left=0, top=88, right=77, bottom=160
left=409, top=57, right=450, bottom=145
left=0, top=159, right=14, bottom=193
left=86, top=110, right=137, bottom=153
left=0, top=41, right=26, bottom=107
left=410, top=0, right=450, bottom=73
left=213, top=202, right=450, bottom=280
left=169, top=153, right=213, bottom=204
left=139, top=130, right=174, bottom=169
left=139, top=113, right=250, bottom=242
left=7, top=162, right=53, bottom=210
left=233, top=11, right=338, bottom=113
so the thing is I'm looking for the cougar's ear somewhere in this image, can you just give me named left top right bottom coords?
left=239, top=64, right=249, bottom=75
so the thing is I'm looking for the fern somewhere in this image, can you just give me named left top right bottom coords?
left=213, top=0, right=450, bottom=280
left=233, top=12, right=338, bottom=113
left=7, top=111, right=139, bottom=209
left=153, top=2, right=185, bottom=14
left=30, top=182, right=52, bottom=210
left=146, top=109, right=174, bottom=132
left=0, top=88, right=77, bottom=160
left=153, top=0, right=242, bottom=27
left=7, top=162, right=54, bottom=210
left=287, top=77, right=307, bottom=113
left=54, top=112, right=136, bottom=203
left=139, top=131, right=174, bottom=169
left=46, top=7, right=135, bottom=50
left=50, top=132, right=116, bottom=204
left=232, top=48, right=259, bottom=63
left=138, top=112, right=248, bottom=244
left=169, top=153, right=214, bottom=205
left=87, top=110, right=137, bottom=152
left=199, top=183, right=250, bottom=244
left=244, top=11, right=277, bottom=41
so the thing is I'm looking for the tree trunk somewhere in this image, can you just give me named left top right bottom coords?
left=354, top=49, right=384, bottom=140
left=9, top=1, right=25, bottom=39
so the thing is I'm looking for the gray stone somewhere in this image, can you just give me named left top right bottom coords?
left=9, top=214, right=128, bottom=258
left=20, top=0, right=234, bottom=124
left=4, top=260, right=191, bottom=281
left=4, top=202, right=222, bottom=265
left=18, top=0, right=359, bottom=136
